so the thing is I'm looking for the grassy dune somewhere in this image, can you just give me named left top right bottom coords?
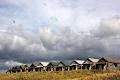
left=0, top=70, right=120, bottom=80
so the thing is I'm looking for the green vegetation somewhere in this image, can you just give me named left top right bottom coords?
left=0, top=70, right=120, bottom=80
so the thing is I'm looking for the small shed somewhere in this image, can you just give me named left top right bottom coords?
left=83, top=58, right=99, bottom=70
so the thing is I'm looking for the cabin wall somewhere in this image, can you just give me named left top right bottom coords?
left=83, top=64, right=91, bottom=70
left=107, top=63, right=117, bottom=70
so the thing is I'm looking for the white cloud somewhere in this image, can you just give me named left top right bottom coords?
left=93, top=16, right=120, bottom=38
left=0, top=0, right=109, bottom=32
left=4, top=60, right=23, bottom=67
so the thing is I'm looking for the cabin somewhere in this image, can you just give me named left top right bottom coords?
left=83, top=58, right=99, bottom=70
left=10, top=66, right=22, bottom=73
left=60, top=60, right=73, bottom=71
left=29, top=63, right=38, bottom=72
left=70, top=60, right=84, bottom=70
left=96, top=57, right=120, bottom=70
left=39, top=62, right=49, bottom=71
left=6, top=64, right=28, bottom=73
left=56, top=62, right=65, bottom=71
left=30, top=62, right=49, bottom=72
left=25, top=62, right=49, bottom=72
left=47, top=61, right=59, bottom=71
left=34, top=63, right=44, bottom=71
left=20, top=64, right=28, bottom=72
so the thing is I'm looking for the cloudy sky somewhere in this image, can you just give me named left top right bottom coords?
left=0, top=0, right=120, bottom=71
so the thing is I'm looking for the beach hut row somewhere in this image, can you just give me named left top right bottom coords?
left=6, top=57, right=120, bottom=73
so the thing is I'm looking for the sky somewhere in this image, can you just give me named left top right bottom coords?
left=0, top=0, right=120, bottom=71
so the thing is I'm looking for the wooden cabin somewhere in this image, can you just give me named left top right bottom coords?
left=56, top=62, right=65, bottom=71
left=30, top=62, right=49, bottom=72
left=70, top=60, right=84, bottom=70
left=39, top=62, right=49, bottom=71
left=83, top=58, right=99, bottom=70
left=10, top=66, right=22, bottom=73
left=20, top=64, right=28, bottom=72
left=47, top=61, right=59, bottom=71
left=29, top=63, right=38, bottom=72
left=96, top=57, right=120, bottom=70
left=60, top=60, right=73, bottom=71
left=6, top=64, right=28, bottom=73
left=34, top=63, right=44, bottom=71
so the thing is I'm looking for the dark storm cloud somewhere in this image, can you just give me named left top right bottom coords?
left=0, top=25, right=108, bottom=62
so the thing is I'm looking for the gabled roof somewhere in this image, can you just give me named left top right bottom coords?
left=61, top=60, right=73, bottom=66
left=40, top=62, right=49, bottom=66
left=30, top=62, right=48, bottom=68
left=36, top=63, right=43, bottom=67
left=98, top=57, right=120, bottom=63
left=26, top=64, right=31, bottom=67
left=30, top=63, right=38, bottom=67
left=47, top=61, right=60, bottom=66
left=57, top=62, right=65, bottom=67
left=20, top=64, right=28, bottom=69
left=83, top=58, right=99, bottom=64
left=88, top=58, right=99, bottom=63
left=74, top=60, right=84, bottom=64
